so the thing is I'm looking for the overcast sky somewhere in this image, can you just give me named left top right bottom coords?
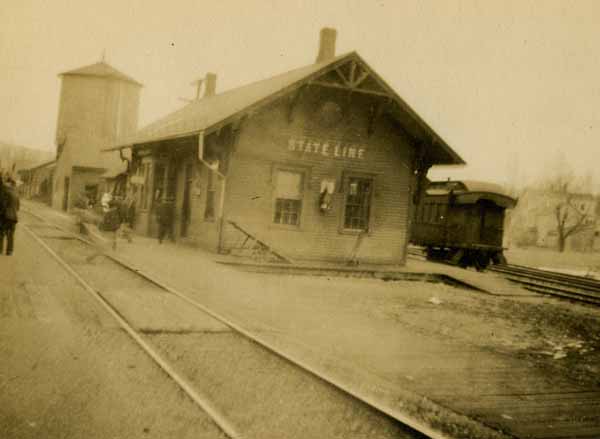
left=1, top=0, right=598, bottom=187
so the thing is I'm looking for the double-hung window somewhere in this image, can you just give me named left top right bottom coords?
left=343, top=177, right=373, bottom=231
left=273, top=170, right=304, bottom=226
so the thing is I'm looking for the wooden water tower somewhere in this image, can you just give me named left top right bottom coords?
left=52, top=59, right=142, bottom=210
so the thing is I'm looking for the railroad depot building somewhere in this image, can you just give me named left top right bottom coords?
left=107, top=29, right=464, bottom=264
left=17, top=159, right=56, bottom=204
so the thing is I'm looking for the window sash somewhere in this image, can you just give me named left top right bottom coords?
left=344, top=177, right=372, bottom=231
left=275, top=170, right=303, bottom=200
left=274, top=199, right=302, bottom=225
left=273, top=169, right=304, bottom=226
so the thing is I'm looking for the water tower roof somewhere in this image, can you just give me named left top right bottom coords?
left=60, top=61, right=142, bottom=87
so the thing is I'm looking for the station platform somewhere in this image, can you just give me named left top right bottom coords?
left=23, top=200, right=532, bottom=299
left=216, top=254, right=537, bottom=298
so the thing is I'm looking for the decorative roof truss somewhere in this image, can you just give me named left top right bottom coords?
left=310, top=59, right=392, bottom=98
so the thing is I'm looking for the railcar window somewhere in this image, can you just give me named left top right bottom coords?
left=273, top=170, right=304, bottom=226
left=344, top=177, right=373, bottom=231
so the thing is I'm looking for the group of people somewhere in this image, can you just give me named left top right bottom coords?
left=100, top=190, right=136, bottom=245
left=84, top=188, right=174, bottom=262
left=84, top=189, right=136, bottom=262
left=0, top=174, right=176, bottom=260
left=0, top=174, right=20, bottom=256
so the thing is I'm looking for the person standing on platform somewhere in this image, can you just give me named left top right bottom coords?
left=0, top=176, right=20, bottom=256
left=119, top=188, right=136, bottom=243
left=155, top=193, right=173, bottom=244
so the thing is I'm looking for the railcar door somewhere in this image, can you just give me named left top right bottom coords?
left=463, top=204, right=482, bottom=245
left=480, top=202, right=504, bottom=246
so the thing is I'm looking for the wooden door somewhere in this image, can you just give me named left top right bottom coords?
left=62, top=177, right=70, bottom=211
left=181, top=163, right=193, bottom=237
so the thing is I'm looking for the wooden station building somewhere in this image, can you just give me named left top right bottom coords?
left=106, top=29, right=464, bottom=264
left=17, top=159, right=56, bottom=204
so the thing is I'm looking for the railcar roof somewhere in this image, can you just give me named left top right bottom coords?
left=427, top=180, right=507, bottom=195
left=427, top=179, right=517, bottom=208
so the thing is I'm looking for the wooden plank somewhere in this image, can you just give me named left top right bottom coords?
left=227, top=220, right=292, bottom=263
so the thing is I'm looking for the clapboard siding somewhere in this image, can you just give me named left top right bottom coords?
left=221, top=88, right=415, bottom=264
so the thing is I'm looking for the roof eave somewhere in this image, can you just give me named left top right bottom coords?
left=103, top=54, right=361, bottom=152
left=350, top=53, right=464, bottom=166
left=102, top=51, right=465, bottom=166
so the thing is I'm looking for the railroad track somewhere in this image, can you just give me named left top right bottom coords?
left=23, top=210, right=478, bottom=439
left=488, top=264, right=600, bottom=306
left=408, top=247, right=600, bottom=306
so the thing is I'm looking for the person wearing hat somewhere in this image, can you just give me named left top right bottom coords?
left=0, top=176, right=20, bottom=256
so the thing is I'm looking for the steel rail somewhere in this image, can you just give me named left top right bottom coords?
left=488, top=265, right=600, bottom=306
left=23, top=220, right=243, bottom=439
left=20, top=208, right=505, bottom=439
left=490, top=264, right=600, bottom=290
left=409, top=245, right=600, bottom=306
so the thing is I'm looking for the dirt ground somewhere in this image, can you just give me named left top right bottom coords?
left=20, top=202, right=600, bottom=437
left=372, top=279, right=600, bottom=388
left=0, top=226, right=228, bottom=439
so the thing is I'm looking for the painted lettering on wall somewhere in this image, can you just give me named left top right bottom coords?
left=287, top=136, right=366, bottom=160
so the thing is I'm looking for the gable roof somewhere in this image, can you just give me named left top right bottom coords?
left=60, top=61, right=142, bottom=87
left=105, top=52, right=464, bottom=165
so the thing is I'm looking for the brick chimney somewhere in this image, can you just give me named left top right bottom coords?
left=204, top=72, right=217, bottom=98
left=315, top=28, right=337, bottom=63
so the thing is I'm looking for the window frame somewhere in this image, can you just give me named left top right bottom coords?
left=270, top=164, right=309, bottom=230
left=339, top=171, right=376, bottom=235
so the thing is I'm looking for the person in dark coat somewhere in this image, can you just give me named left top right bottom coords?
left=118, top=190, right=136, bottom=243
left=0, top=177, right=20, bottom=256
left=155, top=195, right=173, bottom=244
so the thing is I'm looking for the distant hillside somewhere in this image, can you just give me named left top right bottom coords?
left=0, top=141, right=55, bottom=174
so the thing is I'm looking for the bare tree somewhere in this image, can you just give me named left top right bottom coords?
left=553, top=190, right=593, bottom=252
left=542, top=165, right=595, bottom=252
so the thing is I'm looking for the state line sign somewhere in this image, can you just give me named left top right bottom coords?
left=287, top=136, right=366, bottom=160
